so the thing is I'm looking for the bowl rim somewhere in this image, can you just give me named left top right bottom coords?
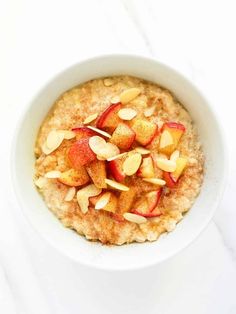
left=10, top=53, right=229, bottom=271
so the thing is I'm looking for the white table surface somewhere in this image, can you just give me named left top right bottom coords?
left=1, top=0, right=236, bottom=313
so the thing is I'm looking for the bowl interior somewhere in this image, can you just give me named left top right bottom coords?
left=12, top=55, right=226, bottom=270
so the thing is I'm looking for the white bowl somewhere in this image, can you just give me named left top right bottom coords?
left=11, top=55, right=227, bottom=271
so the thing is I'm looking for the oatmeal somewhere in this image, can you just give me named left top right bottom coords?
left=34, top=76, right=204, bottom=245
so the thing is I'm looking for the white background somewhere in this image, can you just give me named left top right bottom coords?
left=1, top=0, right=236, bottom=313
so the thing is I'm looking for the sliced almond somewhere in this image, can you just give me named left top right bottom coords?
left=143, top=178, right=166, bottom=186
left=89, top=136, right=107, bottom=155
left=97, top=155, right=107, bottom=161
left=159, top=130, right=173, bottom=149
left=107, top=152, right=127, bottom=162
left=46, top=130, right=64, bottom=150
left=144, top=106, right=155, bottom=117
left=41, top=142, right=54, bottom=155
left=157, top=119, right=164, bottom=129
left=59, top=130, right=76, bottom=140
left=118, top=108, right=137, bottom=120
left=119, top=88, right=141, bottom=104
left=44, top=170, right=61, bottom=179
left=123, top=213, right=147, bottom=224
left=77, top=191, right=89, bottom=214
left=83, top=113, right=98, bottom=124
left=34, top=177, right=47, bottom=188
left=77, top=184, right=102, bottom=214
left=111, top=95, right=120, bottom=104
left=105, top=179, right=129, bottom=191
left=135, top=147, right=150, bottom=155
left=156, top=158, right=176, bottom=172
left=87, top=126, right=111, bottom=138
left=103, top=78, right=114, bottom=87
left=64, top=187, right=76, bottom=201
left=95, top=192, right=111, bottom=210
left=98, top=143, right=120, bottom=160
left=123, top=153, right=142, bottom=176
left=170, top=150, right=180, bottom=162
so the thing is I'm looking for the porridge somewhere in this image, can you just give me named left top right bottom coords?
left=34, top=75, right=204, bottom=245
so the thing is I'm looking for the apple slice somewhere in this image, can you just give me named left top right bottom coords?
left=137, top=156, right=155, bottom=178
left=58, top=168, right=90, bottom=187
left=107, top=157, right=126, bottom=182
left=110, top=123, right=136, bottom=150
left=159, top=122, right=185, bottom=155
left=131, top=189, right=162, bottom=217
left=86, top=160, right=107, bottom=188
left=118, top=187, right=136, bottom=214
left=131, top=119, right=158, bottom=146
left=68, top=138, right=96, bottom=167
left=96, top=103, right=122, bottom=131
left=163, top=157, right=188, bottom=188
left=71, top=126, right=96, bottom=140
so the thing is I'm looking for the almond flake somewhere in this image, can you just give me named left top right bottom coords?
left=95, top=192, right=111, bottom=210
left=83, top=113, right=98, bottom=124
left=157, top=119, right=164, bottom=129
left=159, top=130, right=173, bottom=149
left=103, top=78, right=115, bottom=87
left=77, top=184, right=102, bottom=214
left=44, top=170, right=61, bottom=178
left=87, top=126, right=111, bottom=138
left=98, top=143, right=120, bottom=160
left=123, top=213, right=147, bottom=224
left=41, top=142, right=55, bottom=155
left=170, top=150, right=180, bottom=162
left=97, top=155, right=107, bottom=161
left=135, top=147, right=150, bottom=155
left=119, top=88, right=141, bottom=104
left=77, top=191, right=89, bottom=214
left=34, top=177, right=47, bottom=188
left=64, top=187, right=76, bottom=201
left=111, top=95, right=120, bottom=104
left=118, top=108, right=137, bottom=120
left=107, top=152, right=127, bottom=161
left=156, top=158, right=176, bottom=172
left=144, top=106, right=155, bottom=117
left=89, top=136, right=107, bottom=155
left=123, top=153, right=142, bottom=176
left=143, top=178, right=166, bottom=186
left=46, top=130, right=64, bottom=150
left=105, top=179, right=129, bottom=191
left=59, top=130, right=76, bottom=139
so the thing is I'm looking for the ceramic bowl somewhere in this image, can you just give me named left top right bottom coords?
left=11, top=55, right=227, bottom=270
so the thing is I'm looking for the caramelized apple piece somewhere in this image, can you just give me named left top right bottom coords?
left=96, top=103, right=122, bottom=131
left=159, top=122, right=185, bottom=155
left=131, top=119, right=157, bottom=146
left=110, top=123, right=136, bottom=150
left=68, top=138, right=96, bottom=167
left=86, top=160, right=107, bottom=188
left=58, top=168, right=90, bottom=187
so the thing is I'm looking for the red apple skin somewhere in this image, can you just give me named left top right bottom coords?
left=96, top=103, right=122, bottom=131
left=107, top=159, right=126, bottom=182
left=72, top=127, right=96, bottom=140
left=68, top=138, right=96, bottom=167
left=131, top=189, right=162, bottom=217
left=161, top=122, right=186, bottom=132
left=163, top=171, right=176, bottom=188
